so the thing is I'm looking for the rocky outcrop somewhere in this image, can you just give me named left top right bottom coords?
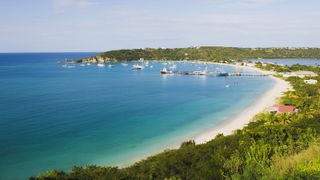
left=65, top=55, right=118, bottom=63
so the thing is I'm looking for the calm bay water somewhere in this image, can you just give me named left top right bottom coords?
left=0, top=53, right=275, bottom=179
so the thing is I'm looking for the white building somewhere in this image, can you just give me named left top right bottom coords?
left=304, top=79, right=318, bottom=84
left=281, top=71, right=318, bottom=78
left=139, top=58, right=145, bottom=62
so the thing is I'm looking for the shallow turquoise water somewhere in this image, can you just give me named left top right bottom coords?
left=0, top=53, right=275, bottom=179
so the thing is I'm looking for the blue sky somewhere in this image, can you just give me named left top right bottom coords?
left=0, top=0, right=319, bottom=52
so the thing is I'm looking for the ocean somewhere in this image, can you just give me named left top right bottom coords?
left=0, top=53, right=275, bottom=179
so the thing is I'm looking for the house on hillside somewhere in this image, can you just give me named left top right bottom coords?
left=270, top=104, right=298, bottom=114
left=304, top=79, right=318, bottom=84
left=244, top=62, right=256, bottom=67
left=281, top=71, right=318, bottom=78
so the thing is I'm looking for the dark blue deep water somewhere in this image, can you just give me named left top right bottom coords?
left=0, top=53, right=275, bottom=179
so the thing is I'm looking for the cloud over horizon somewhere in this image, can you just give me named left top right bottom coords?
left=0, top=0, right=319, bottom=52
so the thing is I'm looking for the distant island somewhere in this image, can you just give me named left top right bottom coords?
left=67, top=46, right=320, bottom=63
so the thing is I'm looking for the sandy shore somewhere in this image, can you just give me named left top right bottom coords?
left=194, top=66, right=292, bottom=144
left=119, top=63, right=292, bottom=167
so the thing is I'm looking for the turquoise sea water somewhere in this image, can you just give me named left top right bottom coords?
left=0, top=53, right=275, bottom=179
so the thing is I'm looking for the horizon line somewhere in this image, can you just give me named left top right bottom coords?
left=1, top=46, right=320, bottom=53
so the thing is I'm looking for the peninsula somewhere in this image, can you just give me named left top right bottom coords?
left=67, top=46, right=320, bottom=63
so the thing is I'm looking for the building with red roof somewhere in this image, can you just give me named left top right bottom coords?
left=269, top=104, right=297, bottom=114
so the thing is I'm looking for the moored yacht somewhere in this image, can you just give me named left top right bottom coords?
left=97, top=63, right=105, bottom=68
left=193, top=67, right=208, bottom=75
left=192, top=70, right=206, bottom=75
left=132, top=64, right=144, bottom=70
left=160, top=68, right=172, bottom=74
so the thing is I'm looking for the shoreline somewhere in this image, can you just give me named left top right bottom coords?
left=192, top=62, right=292, bottom=143
left=117, top=63, right=292, bottom=167
left=194, top=74, right=291, bottom=144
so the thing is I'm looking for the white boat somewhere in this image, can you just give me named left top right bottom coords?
left=193, top=71, right=205, bottom=75
left=169, top=64, right=177, bottom=70
left=225, top=85, right=230, bottom=88
left=160, top=68, right=172, bottom=74
left=62, top=64, right=67, bottom=68
left=193, top=67, right=207, bottom=75
left=121, top=63, right=128, bottom=66
left=86, top=63, right=91, bottom=66
left=132, top=64, right=144, bottom=70
left=204, top=67, right=208, bottom=74
left=108, top=64, right=113, bottom=68
left=162, top=62, right=168, bottom=65
left=150, top=65, right=153, bottom=68
left=67, top=65, right=75, bottom=69
left=80, top=64, right=85, bottom=67
left=199, top=70, right=207, bottom=75
left=97, top=63, right=105, bottom=68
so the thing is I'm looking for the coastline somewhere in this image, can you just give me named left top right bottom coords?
left=194, top=74, right=291, bottom=144
left=118, top=63, right=292, bottom=167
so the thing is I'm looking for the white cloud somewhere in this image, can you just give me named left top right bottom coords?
left=52, top=0, right=99, bottom=12
left=205, top=0, right=280, bottom=7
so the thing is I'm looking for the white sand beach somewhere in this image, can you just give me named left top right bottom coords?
left=120, top=63, right=292, bottom=167
left=194, top=67, right=292, bottom=144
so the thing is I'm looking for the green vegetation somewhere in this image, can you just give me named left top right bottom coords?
left=271, top=145, right=320, bottom=179
left=255, top=61, right=320, bottom=73
left=73, top=47, right=320, bottom=63
left=32, top=63, right=320, bottom=179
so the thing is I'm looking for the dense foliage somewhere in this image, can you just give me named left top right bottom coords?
left=32, top=64, right=320, bottom=179
left=75, top=47, right=320, bottom=63
left=255, top=61, right=320, bottom=73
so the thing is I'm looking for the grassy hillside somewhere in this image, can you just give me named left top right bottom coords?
left=271, top=144, right=320, bottom=178
left=73, top=47, right=320, bottom=63
left=32, top=65, right=320, bottom=179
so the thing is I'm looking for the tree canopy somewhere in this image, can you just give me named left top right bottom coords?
left=72, top=47, right=320, bottom=63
